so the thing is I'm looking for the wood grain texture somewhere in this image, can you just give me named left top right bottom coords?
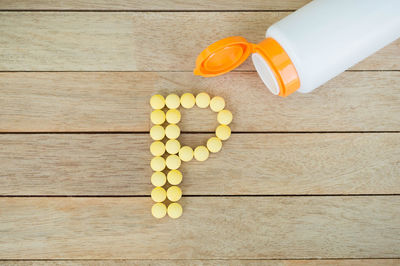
left=0, top=0, right=310, bottom=10
left=2, top=259, right=400, bottom=265
left=0, top=197, right=399, bottom=259
left=1, top=72, right=399, bottom=132
left=1, top=133, right=399, bottom=195
left=0, top=12, right=398, bottom=71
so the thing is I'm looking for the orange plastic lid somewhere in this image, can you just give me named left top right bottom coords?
left=194, top=36, right=254, bottom=77
left=194, top=36, right=300, bottom=97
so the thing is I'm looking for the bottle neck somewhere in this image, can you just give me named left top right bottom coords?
left=252, top=38, right=300, bottom=97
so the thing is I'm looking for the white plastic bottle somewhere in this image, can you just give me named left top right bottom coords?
left=194, top=0, right=400, bottom=97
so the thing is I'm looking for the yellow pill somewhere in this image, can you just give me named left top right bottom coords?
left=168, top=203, right=183, bottom=219
left=166, top=109, right=181, bottom=124
left=152, top=202, right=167, bottom=219
left=151, top=186, right=167, bottom=202
left=210, top=96, right=225, bottom=112
left=150, top=141, right=165, bottom=156
left=165, top=124, right=180, bottom=139
left=196, top=92, right=210, bottom=108
left=165, top=94, right=180, bottom=109
left=216, top=125, right=231, bottom=141
left=150, top=125, right=165, bottom=141
left=194, top=146, right=209, bottom=161
left=217, top=110, right=233, bottom=125
left=179, top=146, right=194, bottom=162
left=150, top=156, right=166, bottom=171
left=165, top=139, right=180, bottom=155
left=167, top=186, right=182, bottom=202
left=166, top=154, right=181, bottom=170
left=207, top=137, right=222, bottom=153
left=180, top=93, right=196, bottom=109
left=167, top=169, right=183, bottom=185
left=151, top=171, right=166, bottom=187
left=150, top=94, right=165, bottom=110
left=150, top=109, right=166, bottom=125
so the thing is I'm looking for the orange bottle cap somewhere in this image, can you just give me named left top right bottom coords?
left=194, top=36, right=254, bottom=77
left=194, top=36, right=300, bottom=97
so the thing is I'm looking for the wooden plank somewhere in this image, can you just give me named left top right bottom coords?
left=2, top=259, right=400, bottom=265
left=1, top=133, right=399, bottom=195
left=1, top=72, right=399, bottom=132
left=0, top=12, right=398, bottom=71
left=0, top=0, right=310, bottom=10
left=0, top=197, right=399, bottom=258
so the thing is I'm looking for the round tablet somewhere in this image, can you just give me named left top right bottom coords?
left=150, top=94, right=165, bottom=110
left=167, top=169, right=183, bottom=185
left=150, top=141, right=165, bottom=156
left=165, top=139, right=180, bottom=155
left=150, top=109, right=166, bottom=125
left=165, top=124, right=180, bottom=139
left=152, top=202, right=167, bottom=218
left=168, top=203, right=183, bottom=219
left=216, top=125, right=231, bottom=141
left=217, top=110, right=233, bottom=125
left=167, top=186, right=182, bottom=202
left=151, top=186, right=167, bottom=202
left=210, top=96, right=225, bottom=112
left=207, top=137, right=222, bottom=153
left=150, top=125, right=165, bottom=141
left=166, top=109, right=181, bottom=124
left=151, top=171, right=167, bottom=187
left=166, top=154, right=181, bottom=170
left=179, top=146, right=194, bottom=162
left=180, top=93, right=196, bottom=109
left=150, top=156, right=166, bottom=171
left=165, top=94, right=180, bottom=109
left=194, top=146, right=209, bottom=161
left=196, top=92, right=210, bottom=108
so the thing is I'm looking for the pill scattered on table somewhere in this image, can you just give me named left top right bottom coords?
left=165, top=124, right=180, bottom=139
left=180, top=93, right=196, bottom=109
left=166, top=109, right=181, bottom=124
left=165, top=139, right=181, bottom=155
left=216, top=124, right=231, bottom=141
left=194, top=145, right=209, bottom=161
left=166, top=154, right=181, bottom=170
left=217, top=109, right=233, bottom=125
left=150, top=156, right=166, bottom=171
left=150, top=141, right=165, bottom=157
left=207, top=137, right=222, bottom=153
left=210, top=96, right=225, bottom=112
left=167, top=169, right=183, bottom=185
left=150, top=94, right=165, bottom=110
left=165, top=93, right=180, bottom=109
left=168, top=203, right=183, bottom=219
left=152, top=203, right=167, bottom=219
left=196, top=92, right=210, bottom=108
left=151, top=171, right=167, bottom=187
left=179, top=146, right=194, bottom=162
left=151, top=186, right=167, bottom=203
left=167, top=186, right=182, bottom=202
left=150, top=125, right=165, bottom=141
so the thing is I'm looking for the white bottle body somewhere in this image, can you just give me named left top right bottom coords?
left=262, top=0, right=400, bottom=93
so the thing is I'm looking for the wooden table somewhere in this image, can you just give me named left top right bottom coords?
left=0, top=1, right=399, bottom=264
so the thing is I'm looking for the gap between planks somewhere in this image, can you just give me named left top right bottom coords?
left=0, top=259, right=399, bottom=265
left=1, top=195, right=400, bottom=198
left=0, top=0, right=310, bottom=11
